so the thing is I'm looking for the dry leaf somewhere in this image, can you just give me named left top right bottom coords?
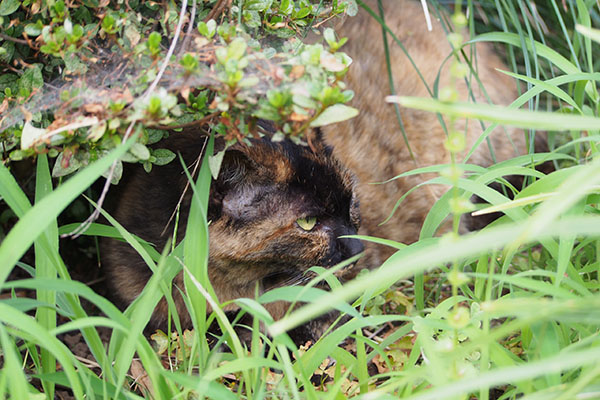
left=83, top=103, right=105, bottom=114
left=290, top=112, right=309, bottom=122
left=289, top=65, right=305, bottom=79
left=130, top=359, right=154, bottom=398
left=320, top=52, right=346, bottom=72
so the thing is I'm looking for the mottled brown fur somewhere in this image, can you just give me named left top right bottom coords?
left=321, top=0, right=527, bottom=267
left=101, top=134, right=363, bottom=340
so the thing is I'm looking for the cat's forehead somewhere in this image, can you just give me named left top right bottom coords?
left=246, top=139, right=356, bottom=202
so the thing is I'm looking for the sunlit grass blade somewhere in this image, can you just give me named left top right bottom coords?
left=0, top=303, right=85, bottom=398
left=387, top=96, right=600, bottom=131
left=269, top=214, right=600, bottom=336
left=0, top=324, right=33, bottom=399
left=34, top=154, right=58, bottom=398
left=470, top=32, right=580, bottom=75
left=0, top=136, right=135, bottom=286
left=404, top=345, right=600, bottom=400
left=472, top=192, right=555, bottom=216
left=181, top=136, right=215, bottom=363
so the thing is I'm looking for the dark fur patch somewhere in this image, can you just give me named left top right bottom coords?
left=101, top=130, right=363, bottom=341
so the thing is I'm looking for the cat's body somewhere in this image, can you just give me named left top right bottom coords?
left=321, top=0, right=526, bottom=267
left=101, top=133, right=363, bottom=340
left=102, top=0, right=526, bottom=340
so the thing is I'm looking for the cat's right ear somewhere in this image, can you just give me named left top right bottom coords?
left=207, top=146, right=255, bottom=219
left=215, top=146, right=255, bottom=186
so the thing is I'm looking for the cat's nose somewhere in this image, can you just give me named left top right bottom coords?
left=336, top=225, right=364, bottom=259
left=339, top=235, right=364, bottom=258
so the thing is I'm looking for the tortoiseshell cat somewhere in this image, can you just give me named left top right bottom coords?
left=102, top=0, right=527, bottom=340
left=101, top=134, right=363, bottom=341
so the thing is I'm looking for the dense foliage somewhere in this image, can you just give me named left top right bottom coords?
left=1, top=0, right=356, bottom=177
left=2, top=0, right=600, bottom=399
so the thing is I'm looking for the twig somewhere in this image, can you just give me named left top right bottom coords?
left=310, top=13, right=338, bottom=29
left=178, top=0, right=197, bottom=58
left=160, top=135, right=208, bottom=237
left=63, top=120, right=138, bottom=239
left=204, top=0, right=231, bottom=22
left=419, top=0, right=432, bottom=32
left=143, top=0, right=189, bottom=99
left=73, top=355, right=102, bottom=370
left=0, top=33, right=29, bottom=45
left=64, top=0, right=191, bottom=238
left=146, top=111, right=218, bottom=130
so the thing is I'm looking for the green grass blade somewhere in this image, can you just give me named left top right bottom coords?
left=0, top=135, right=135, bottom=287
left=0, top=303, right=84, bottom=398
left=404, top=345, right=600, bottom=400
left=34, top=154, right=57, bottom=398
left=469, top=31, right=580, bottom=75
left=0, top=324, right=33, bottom=399
left=390, top=96, right=600, bottom=131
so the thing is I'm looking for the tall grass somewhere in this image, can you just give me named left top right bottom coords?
left=1, top=0, right=600, bottom=399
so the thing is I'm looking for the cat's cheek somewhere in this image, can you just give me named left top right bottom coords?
left=305, top=225, right=346, bottom=267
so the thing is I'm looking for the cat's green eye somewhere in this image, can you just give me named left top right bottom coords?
left=296, top=216, right=317, bottom=231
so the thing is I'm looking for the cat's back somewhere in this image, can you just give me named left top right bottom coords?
left=322, top=0, right=526, bottom=265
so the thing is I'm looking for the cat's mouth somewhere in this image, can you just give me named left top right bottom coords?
left=261, top=271, right=314, bottom=291
left=260, top=259, right=360, bottom=291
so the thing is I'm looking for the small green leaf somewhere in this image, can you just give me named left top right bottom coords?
left=25, top=23, right=42, bottom=36
left=150, top=331, right=169, bottom=354
left=147, top=31, right=161, bottom=54
left=280, top=0, right=293, bottom=15
left=179, top=53, right=199, bottom=72
left=323, top=28, right=336, bottom=48
left=63, top=51, right=87, bottom=74
left=19, top=65, right=43, bottom=94
left=146, top=129, right=164, bottom=144
left=0, top=0, right=20, bottom=16
left=227, top=38, right=247, bottom=61
left=151, top=148, right=176, bottom=166
left=253, top=104, right=280, bottom=121
left=88, top=121, right=107, bottom=141
left=129, top=142, right=150, bottom=160
left=292, top=94, right=317, bottom=109
left=208, top=149, right=226, bottom=179
left=102, top=159, right=123, bottom=184
left=0, top=42, right=14, bottom=64
left=198, top=19, right=216, bottom=38
left=309, top=104, right=358, bottom=127
left=245, top=0, right=272, bottom=11
left=9, top=149, right=24, bottom=161
left=124, top=23, right=141, bottom=46
left=294, top=7, right=310, bottom=19
left=243, top=10, right=261, bottom=28
left=238, top=76, right=259, bottom=88
left=52, top=152, right=82, bottom=177
left=267, top=89, right=290, bottom=108
left=20, top=121, right=46, bottom=149
left=344, top=0, right=358, bottom=16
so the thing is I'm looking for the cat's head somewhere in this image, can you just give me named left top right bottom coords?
left=207, top=138, right=363, bottom=292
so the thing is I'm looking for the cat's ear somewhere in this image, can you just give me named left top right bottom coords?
left=307, top=128, right=333, bottom=156
left=207, top=146, right=256, bottom=220
left=215, top=146, right=256, bottom=186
